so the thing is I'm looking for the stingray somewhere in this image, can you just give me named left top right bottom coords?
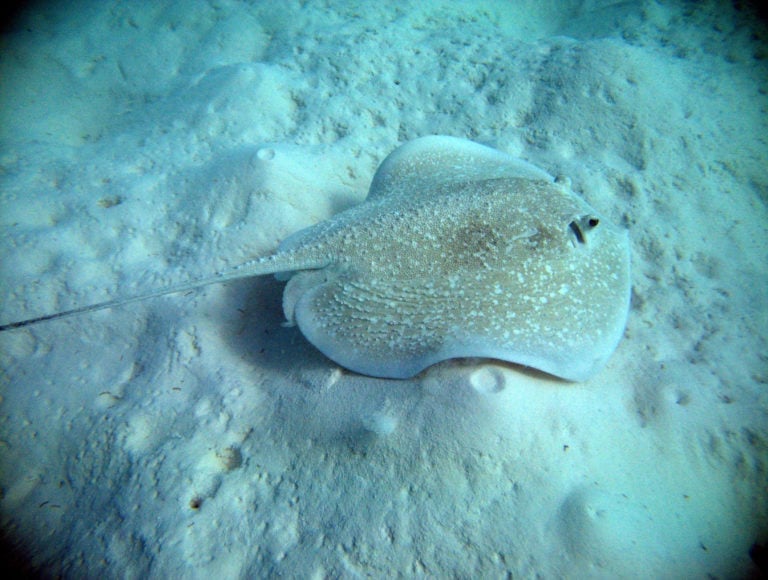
left=0, top=136, right=630, bottom=381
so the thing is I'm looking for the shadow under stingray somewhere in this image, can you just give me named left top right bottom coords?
left=219, top=274, right=332, bottom=375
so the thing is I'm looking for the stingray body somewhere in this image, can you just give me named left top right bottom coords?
left=0, top=136, right=630, bottom=381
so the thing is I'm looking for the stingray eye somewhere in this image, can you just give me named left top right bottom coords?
left=569, top=220, right=586, bottom=245
left=568, top=215, right=600, bottom=246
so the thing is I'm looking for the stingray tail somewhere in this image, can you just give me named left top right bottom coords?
left=0, top=251, right=321, bottom=332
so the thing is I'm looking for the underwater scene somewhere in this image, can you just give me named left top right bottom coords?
left=0, top=1, right=766, bottom=577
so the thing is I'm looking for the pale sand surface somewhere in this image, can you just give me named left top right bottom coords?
left=0, top=1, right=766, bottom=577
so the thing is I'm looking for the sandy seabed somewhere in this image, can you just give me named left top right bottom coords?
left=0, top=1, right=766, bottom=577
